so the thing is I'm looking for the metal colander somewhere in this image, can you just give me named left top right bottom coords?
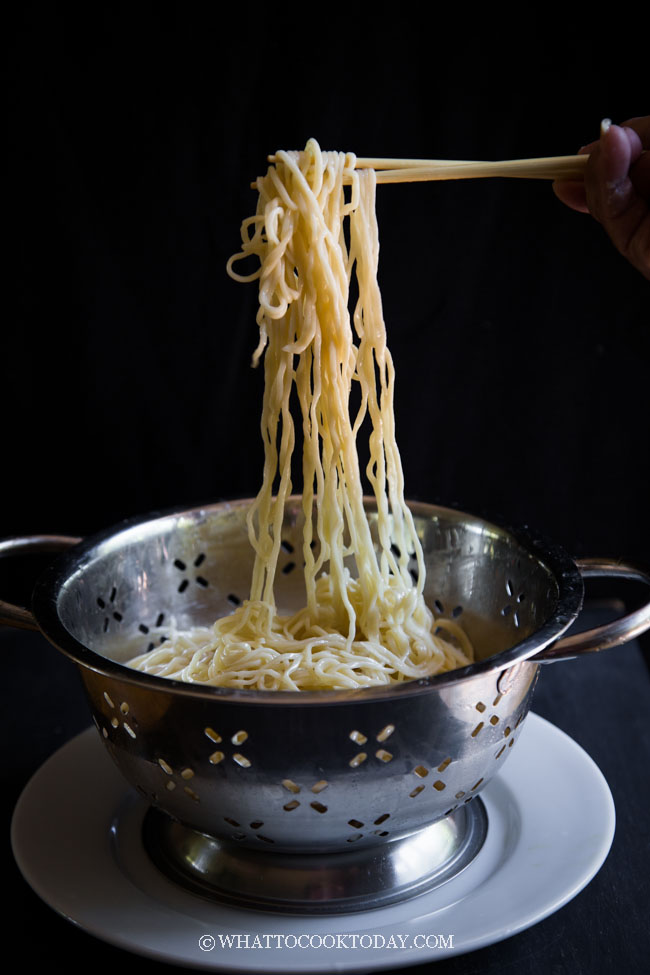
left=3, top=499, right=649, bottom=912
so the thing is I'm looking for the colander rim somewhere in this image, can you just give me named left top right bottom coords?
left=30, top=499, right=584, bottom=705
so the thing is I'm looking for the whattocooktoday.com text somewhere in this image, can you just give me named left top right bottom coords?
left=198, top=932, right=455, bottom=952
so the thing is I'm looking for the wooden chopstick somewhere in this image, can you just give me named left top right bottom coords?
left=369, top=155, right=588, bottom=182
left=260, top=154, right=588, bottom=185
left=354, top=157, right=483, bottom=170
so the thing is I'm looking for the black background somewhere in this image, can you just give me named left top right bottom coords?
left=4, top=8, right=650, bottom=974
left=5, top=9, right=649, bottom=563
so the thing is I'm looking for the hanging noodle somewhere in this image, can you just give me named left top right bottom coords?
left=128, top=139, right=473, bottom=690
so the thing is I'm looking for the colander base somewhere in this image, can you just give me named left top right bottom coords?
left=141, top=801, right=488, bottom=914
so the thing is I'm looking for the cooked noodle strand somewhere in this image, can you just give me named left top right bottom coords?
left=129, top=140, right=473, bottom=690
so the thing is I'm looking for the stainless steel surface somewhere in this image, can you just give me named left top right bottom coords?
left=533, top=558, right=650, bottom=661
left=142, top=798, right=488, bottom=913
left=0, top=535, right=80, bottom=629
left=2, top=499, right=649, bottom=875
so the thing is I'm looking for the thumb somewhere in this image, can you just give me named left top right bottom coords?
left=585, top=119, right=649, bottom=278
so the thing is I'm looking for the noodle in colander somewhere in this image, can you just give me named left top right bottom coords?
left=128, top=140, right=473, bottom=690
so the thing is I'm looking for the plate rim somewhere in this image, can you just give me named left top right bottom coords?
left=11, top=712, right=615, bottom=972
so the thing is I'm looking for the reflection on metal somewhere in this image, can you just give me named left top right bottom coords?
left=142, top=799, right=488, bottom=914
left=1, top=500, right=648, bottom=867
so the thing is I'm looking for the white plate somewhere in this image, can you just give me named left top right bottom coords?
left=11, top=713, right=614, bottom=972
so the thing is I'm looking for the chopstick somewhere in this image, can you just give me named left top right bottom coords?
left=259, top=154, right=588, bottom=185
left=365, top=155, right=588, bottom=182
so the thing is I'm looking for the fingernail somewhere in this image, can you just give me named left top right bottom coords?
left=600, top=118, right=612, bottom=136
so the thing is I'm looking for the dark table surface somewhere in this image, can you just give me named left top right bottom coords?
left=5, top=603, right=650, bottom=975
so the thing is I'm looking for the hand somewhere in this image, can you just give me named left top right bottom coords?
left=553, top=117, right=649, bottom=280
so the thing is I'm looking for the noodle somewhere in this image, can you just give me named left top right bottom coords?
left=128, top=140, right=473, bottom=689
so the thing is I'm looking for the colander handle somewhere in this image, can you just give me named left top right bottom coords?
left=533, top=557, right=650, bottom=662
left=0, top=535, right=81, bottom=630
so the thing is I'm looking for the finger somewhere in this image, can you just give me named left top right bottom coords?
left=552, top=139, right=595, bottom=211
left=629, top=150, right=650, bottom=202
left=578, top=139, right=599, bottom=155
left=586, top=120, right=639, bottom=222
left=552, top=178, right=589, bottom=212
left=620, top=116, right=650, bottom=148
left=552, top=130, right=620, bottom=214
left=617, top=120, right=650, bottom=201
left=586, top=120, right=650, bottom=278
